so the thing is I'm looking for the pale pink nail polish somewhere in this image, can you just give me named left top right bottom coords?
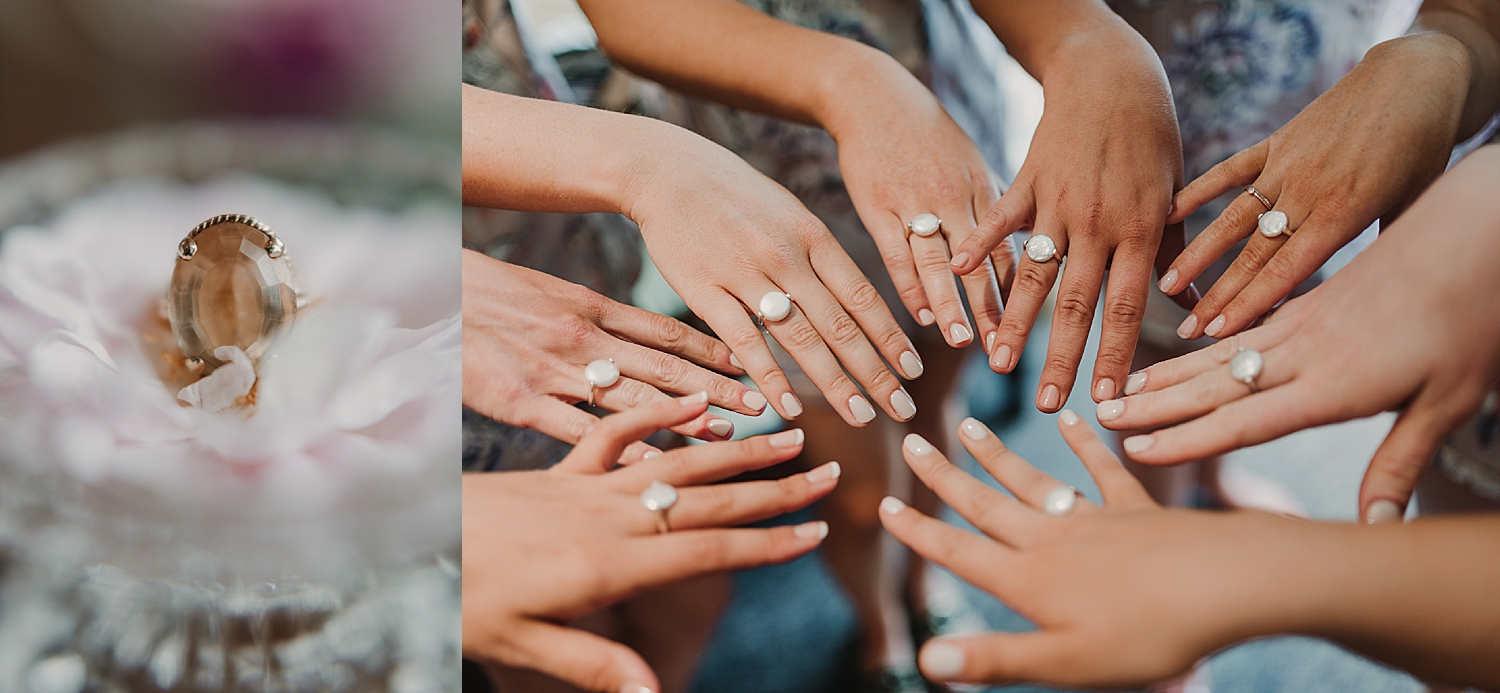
left=1124, top=435, right=1155, bottom=454
left=849, top=395, right=876, bottom=424
left=992, top=344, right=1012, bottom=371
left=794, top=521, right=829, bottom=539
left=1205, top=315, right=1226, bottom=337
left=769, top=428, right=804, bottom=448
left=707, top=418, right=733, bottom=438
left=1096, top=400, right=1124, bottom=422
left=949, top=323, right=972, bottom=345
left=918, top=309, right=935, bottom=326
left=951, top=251, right=972, bottom=269
left=807, top=461, right=841, bottom=483
left=1038, top=384, right=1060, bottom=411
left=1158, top=268, right=1178, bottom=293
left=1176, top=314, right=1198, bottom=339
left=1059, top=409, right=1082, bottom=426
left=903, top=433, right=934, bottom=455
left=900, top=351, right=924, bottom=379
left=780, top=392, right=803, bottom=418
left=1093, top=378, right=1116, bottom=402
left=743, top=390, right=768, bottom=412
left=1124, top=371, right=1147, bottom=395
left=985, top=331, right=996, bottom=353
left=880, top=496, right=906, bottom=515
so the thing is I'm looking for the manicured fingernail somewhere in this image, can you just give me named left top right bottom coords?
left=1158, top=268, right=1178, bottom=293
left=769, top=428, right=804, bottom=448
left=1168, top=200, right=1176, bottom=217
left=890, top=389, right=917, bottom=420
left=1093, top=378, right=1116, bottom=402
left=920, top=642, right=966, bottom=679
left=642, top=450, right=662, bottom=459
left=743, top=390, right=767, bottom=412
left=949, top=323, right=973, bottom=345
left=729, top=353, right=743, bottom=370
left=1059, top=409, right=1081, bottom=426
left=781, top=392, right=803, bottom=418
left=680, top=391, right=708, bottom=405
left=1365, top=499, right=1402, bottom=524
left=951, top=251, right=971, bottom=269
left=918, top=309, right=935, bottom=326
left=985, top=331, right=996, bottom=353
left=960, top=417, right=988, bottom=441
left=807, top=460, right=841, bottom=483
left=1096, top=400, right=1124, bottom=422
left=903, top=433, right=934, bottom=455
left=1124, top=371, right=1148, bottom=395
left=794, top=521, right=829, bottom=539
left=621, top=684, right=655, bottom=693
left=1037, top=384, right=1060, bottom=411
left=880, top=496, right=906, bottom=515
left=992, top=344, right=1012, bottom=371
left=707, top=418, right=733, bottom=437
left=849, top=395, right=876, bottom=424
left=1124, top=434, right=1155, bottom=454
left=1205, top=315, right=1226, bottom=337
left=900, top=350, right=924, bottom=379
left=1176, top=314, right=1198, bottom=339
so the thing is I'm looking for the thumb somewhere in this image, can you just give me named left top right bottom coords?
left=917, top=632, right=1077, bottom=687
left=507, top=619, right=661, bottom=693
left=1359, top=397, right=1457, bottom=523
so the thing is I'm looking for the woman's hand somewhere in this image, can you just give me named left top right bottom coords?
left=951, top=18, right=1188, bottom=412
left=463, top=396, right=838, bottom=693
left=625, top=126, right=922, bottom=427
left=820, top=49, right=1010, bottom=352
left=1094, top=146, right=1500, bottom=522
left=1161, top=31, right=1477, bottom=340
left=463, top=250, right=764, bottom=454
left=879, top=411, right=1314, bottom=688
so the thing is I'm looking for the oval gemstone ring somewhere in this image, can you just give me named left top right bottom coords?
left=1228, top=347, right=1264, bottom=392
left=1023, top=234, right=1063, bottom=264
left=169, top=214, right=298, bottom=376
left=906, top=213, right=942, bottom=238
left=1257, top=210, right=1292, bottom=238
left=640, top=480, right=679, bottom=534
left=757, top=291, right=793, bottom=324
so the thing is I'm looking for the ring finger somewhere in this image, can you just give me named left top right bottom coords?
left=1097, top=343, right=1296, bottom=431
left=625, top=460, right=842, bottom=534
left=747, top=284, right=873, bottom=426
left=989, top=225, right=1066, bottom=374
left=589, top=376, right=732, bottom=440
left=955, top=416, right=1097, bottom=514
left=779, top=276, right=915, bottom=422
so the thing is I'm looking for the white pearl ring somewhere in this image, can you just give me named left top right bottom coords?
left=1246, top=187, right=1294, bottom=238
left=1228, top=347, right=1264, bottom=393
left=907, top=213, right=942, bottom=238
left=1023, top=234, right=1063, bottom=264
left=1043, top=485, right=1079, bottom=516
left=584, top=358, right=620, bottom=407
left=757, top=291, right=793, bottom=325
left=640, top=480, right=678, bottom=534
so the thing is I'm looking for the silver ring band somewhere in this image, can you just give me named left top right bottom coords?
left=1245, top=187, right=1273, bottom=211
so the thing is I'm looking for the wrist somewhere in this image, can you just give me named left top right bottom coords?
left=814, top=44, right=933, bottom=143
left=1410, top=10, right=1500, bottom=141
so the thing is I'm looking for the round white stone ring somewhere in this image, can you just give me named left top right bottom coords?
left=907, top=213, right=942, bottom=238
left=1257, top=210, right=1293, bottom=238
left=585, top=358, right=621, bottom=407
left=1042, top=485, right=1079, bottom=516
left=169, top=214, right=298, bottom=377
left=1023, top=234, right=1063, bottom=264
left=640, top=480, right=679, bottom=534
left=1228, top=347, right=1264, bottom=393
left=757, top=291, right=794, bottom=325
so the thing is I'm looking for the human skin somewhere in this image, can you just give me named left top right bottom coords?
left=576, top=0, right=1010, bottom=353
left=463, top=84, right=920, bottom=427
left=1096, top=145, right=1500, bottom=522
left=880, top=411, right=1500, bottom=690
left=462, top=251, right=762, bottom=453
left=463, top=397, right=839, bottom=693
left=1161, top=0, right=1500, bottom=340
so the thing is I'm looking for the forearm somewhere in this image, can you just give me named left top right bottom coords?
left=967, top=0, right=1147, bottom=83
left=1414, top=0, right=1500, bottom=141
left=461, top=84, right=698, bottom=216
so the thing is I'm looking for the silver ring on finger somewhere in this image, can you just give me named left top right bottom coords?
left=640, top=480, right=678, bottom=534
left=1245, top=186, right=1273, bottom=212
left=1228, top=347, right=1263, bottom=393
left=1023, top=234, right=1063, bottom=265
left=1256, top=209, right=1293, bottom=238
left=1043, top=485, right=1079, bottom=516
left=906, top=213, right=943, bottom=239
left=756, top=291, right=794, bottom=326
left=585, top=358, right=620, bottom=407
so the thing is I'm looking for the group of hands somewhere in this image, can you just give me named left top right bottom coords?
left=464, top=1, right=1500, bottom=691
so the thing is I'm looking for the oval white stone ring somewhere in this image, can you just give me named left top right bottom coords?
left=169, top=214, right=298, bottom=377
left=585, top=358, right=621, bottom=407
left=1228, top=347, right=1264, bottom=393
left=757, top=291, right=794, bottom=325
left=640, top=480, right=679, bottom=534
left=1023, top=234, right=1063, bottom=264
left=906, top=213, right=942, bottom=238
left=1257, top=210, right=1293, bottom=238
left=1042, top=485, right=1079, bottom=516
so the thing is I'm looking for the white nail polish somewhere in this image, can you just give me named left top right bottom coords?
left=960, top=417, right=988, bottom=440
left=729, top=353, right=744, bottom=370
left=880, top=496, right=906, bottom=515
left=1176, top=314, right=1198, bottom=340
left=681, top=391, right=708, bottom=405
left=807, top=461, right=840, bottom=482
left=769, top=428, right=804, bottom=448
left=985, top=331, right=996, bottom=353
left=899, top=350, right=924, bottom=379
left=849, top=395, right=876, bottom=424
left=743, top=390, right=767, bottom=412
left=1124, top=435, right=1155, bottom=454
left=1124, top=371, right=1148, bottom=395
left=621, top=684, right=655, bottom=693
left=921, top=642, right=966, bottom=679
left=794, top=521, right=829, bottom=539
left=918, top=309, right=935, bottom=326
left=781, top=392, right=803, bottom=418
left=1205, top=315, right=1226, bottom=337
left=1365, top=499, right=1402, bottom=524
left=949, top=323, right=972, bottom=345
left=890, top=389, right=917, bottom=420
left=642, top=450, right=662, bottom=459
left=1059, top=409, right=1082, bottom=426
left=707, top=418, right=732, bottom=437
left=1096, top=400, right=1124, bottom=422
left=903, top=433, right=934, bottom=455
left=1158, top=268, right=1178, bottom=293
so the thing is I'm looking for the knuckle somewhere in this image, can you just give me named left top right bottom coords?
left=823, top=311, right=865, bottom=349
left=645, top=352, right=687, bottom=390
left=1016, top=262, right=1051, bottom=290
left=687, top=532, right=731, bottom=567
left=778, top=319, right=825, bottom=351
left=1054, top=293, right=1095, bottom=326
left=558, top=316, right=597, bottom=350
left=1257, top=254, right=1302, bottom=288
left=651, top=314, right=691, bottom=349
left=1104, top=294, right=1145, bottom=327
left=843, top=280, right=885, bottom=315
